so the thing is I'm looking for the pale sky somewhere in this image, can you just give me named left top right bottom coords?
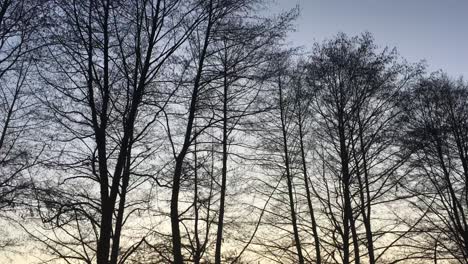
left=273, top=0, right=468, bottom=77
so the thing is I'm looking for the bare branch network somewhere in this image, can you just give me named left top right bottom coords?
left=0, top=1, right=466, bottom=264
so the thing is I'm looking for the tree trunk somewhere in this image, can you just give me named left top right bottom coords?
left=170, top=3, right=213, bottom=262
left=278, top=76, right=304, bottom=264
left=297, top=101, right=322, bottom=264
left=215, top=64, right=229, bottom=264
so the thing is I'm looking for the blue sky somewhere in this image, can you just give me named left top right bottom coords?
left=272, top=0, right=468, bottom=77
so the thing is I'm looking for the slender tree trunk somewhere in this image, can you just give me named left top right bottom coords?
left=338, top=115, right=352, bottom=264
left=110, top=140, right=133, bottom=264
left=193, top=137, right=201, bottom=264
left=278, top=76, right=304, bottom=264
left=215, top=65, right=229, bottom=264
left=94, top=1, right=112, bottom=262
left=170, top=3, right=213, bottom=262
left=204, top=139, right=216, bottom=252
left=357, top=119, right=375, bottom=264
left=171, top=157, right=186, bottom=263
left=350, top=209, right=360, bottom=264
left=297, top=103, right=322, bottom=264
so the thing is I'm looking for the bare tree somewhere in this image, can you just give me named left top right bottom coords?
left=0, top=0, right=46, bottom=249
left=2, top=1, right=465, bottom=263
left=402, top=72, right=468, bottom=263
left=31, top=0, right=204, bottom=263
left=211, top=12, right=294, bottom=264
left=165, top=1, right=295, bottom=263
left=305, top=33, right=421, bottom=264
left=291, top=63, right=322, bottom=264
left=251, top=52, right=309, bottom=263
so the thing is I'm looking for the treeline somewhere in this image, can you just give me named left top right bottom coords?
left=0, top=0, right=467, bottom=263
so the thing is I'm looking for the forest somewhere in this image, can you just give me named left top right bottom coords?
left=0, top=0, right=467, bottom=263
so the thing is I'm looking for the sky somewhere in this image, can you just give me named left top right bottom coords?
left=272, top=0, right=468, bottom=77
